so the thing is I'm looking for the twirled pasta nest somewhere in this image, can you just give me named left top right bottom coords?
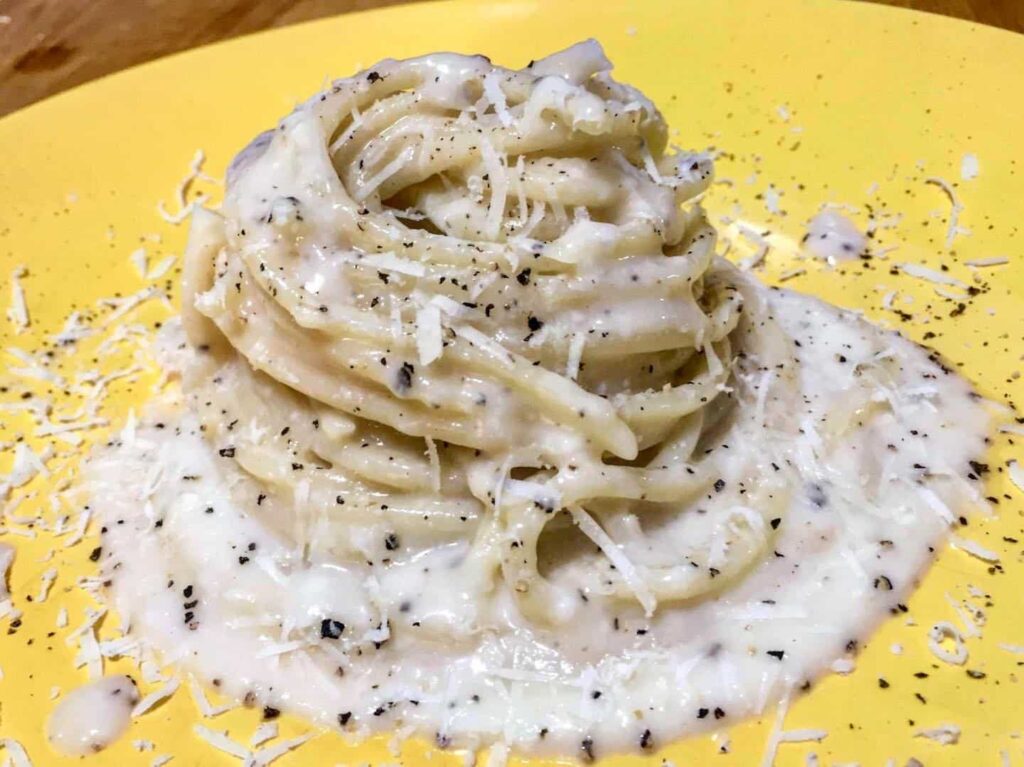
left=180, top=39, right=794, bottom=631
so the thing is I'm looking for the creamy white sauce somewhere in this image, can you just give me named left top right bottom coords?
left=46, top=675, right=139, bottom=755
left=88, top=290, right=989, bottom=758
left=804, top=210, right=867, bottom=263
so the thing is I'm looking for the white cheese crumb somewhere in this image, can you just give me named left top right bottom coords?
left=193, top=725, right=250, bottom=760
left=914, top=724, right=961, bottom=745
left=130, top=248, right=149, bottom=278
left=960, top=154, right=979, bottom=181
left=928, top=621, right=968, bottom=665
left=1006, top=460, right=1024, bottom=495
left=249, top=723, right=278, bottom=747
left=35, top=568, right=57, bottom=602
left=965, top=256, right=1008, bottom=268
left=924, top=176, right=968, bottom=249
left=132, top=678, right=181, bottom=718
left=188, top=677, right=237, bottom=718
left=949, top=535, right=1000, bottom=563
left=897, top=262, right=968, bottom=289
left=147, top=255, right=178, bottom=281
left=830, top=658, right=855, bottom=674
left=6, top=266, right=30, bottom=332
left=0, top=738, right=33, bottom=767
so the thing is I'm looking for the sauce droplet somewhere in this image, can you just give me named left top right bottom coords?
left=47, top=675, right=139, bottom=755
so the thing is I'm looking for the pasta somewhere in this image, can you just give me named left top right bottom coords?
left=87, top=40, right=992, bottom=758
left=182, top=39, right=786, bottom=624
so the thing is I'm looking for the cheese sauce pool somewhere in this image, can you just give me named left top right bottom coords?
left=86, top=290, right=989, bottom=759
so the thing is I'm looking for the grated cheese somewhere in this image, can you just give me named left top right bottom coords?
left=246, top=734, right=313, bottom=767
left=481, top=71, right=513, bottom=127
left=949, top=535, right=1000, bottom=563
left=249, top=723, right=278, bottom=747
left=74, top=627, right=103, bottom=679
left=415, top=304, right=443, bottom=367
left=479, top=138, right=508, bottom=240
left=130, top=248, right=149, bottom=278
left=779, top=729, right=828, bottom=743
left=569, top=505, right=656, bottom=617
left=914, top=724, right=961, bottom=745
left=1006, top=460, right=1024, bottom=495
left=760, top=693, right=790, bottom=767
left=897, top=262, right=968, bottom=289
left=147, top=255, right=178, bottom=281
left=355, top=146, right=415, bottom=202
left=343, top=251, right=426, bottom=278
left=965, top=256, right=1008, bottom=268
left=64, top=606, right=106, bottom=646
left=132, top=678, right=181, bottom=718
left=960, top=154, right=979, bottom=181
left=924, top=176, right=967, bottom=249
left=188, top=677, right=237, bottom=718
left=6, top=266, right=29, bottom=332
left=193, top=726, right=251, bottom=760
left=565, top=333, right=585, bottom=381
left=424, top=437, right=441, bottom=493
left=0, top=739, right=33, bottom=767
left=928, top=621, right=968, bottom=665
left=35, top=569, right=57, bottom=602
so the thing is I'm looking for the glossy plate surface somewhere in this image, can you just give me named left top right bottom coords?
left=1, top=1, right=1022, bottom=764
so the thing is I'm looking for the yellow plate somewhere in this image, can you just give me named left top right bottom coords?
left=1, top=1, right=1022, bottom=764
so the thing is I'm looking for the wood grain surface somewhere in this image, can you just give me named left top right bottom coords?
left=0, top=0, right=1021, bottom=116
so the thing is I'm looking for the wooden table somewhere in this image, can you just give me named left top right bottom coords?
left=0, top=0, right=1021, bottom=117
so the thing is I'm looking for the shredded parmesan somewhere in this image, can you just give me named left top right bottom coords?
left=928, top=621, right=968, bottom=665
left=355, top=146, right=415, bottom=202
left=247, top=734, right=313, bottom=767
left=779, top=729, right=828, bottom=743
left=0, top=739, right=33, bottom=767
left=924, top=176, right=967, bottom=249
left=188, top=677, right=236, bottom=717
left=193, top=725, right=251, bottom=760
left=914, top=724, right=961, bottom=745
left=6, top=266, right=29, bottom=332
left=1006, top=460, right=1024, bottom=495
left=249, top=723, right=278, bottom=747
left=147, top=255, right=178, bottom=281
left=482, top=71, right=513, bottom=127
left=897, top=262, right=968, bottom=289
left=130, top=248, right=149, bottom=278
left=35, top=568, right=57, bottom=602
left=424, top=436, right=441, bottom=493
left=479, top=138, right=508, bottom=240
left=415, top=304, right=443, bottom=366
left=132, top=678, right=181, bottom=718
left=960, top=154, right=979, bottom=181
left=950, top=535, right=1000, bottom=563
left=569, top=505, right=656, bottom=617
left=565, top=333, right=585, bottom=381
left=965, top=256, right=1008, bottom=268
